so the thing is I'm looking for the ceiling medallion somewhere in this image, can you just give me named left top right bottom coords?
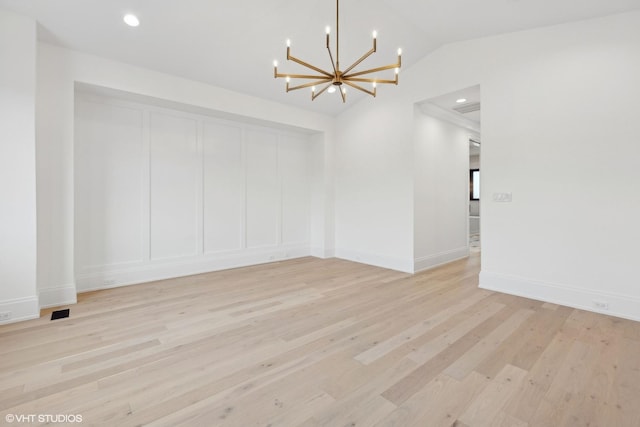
left=273, top=0, right=402, bottom=103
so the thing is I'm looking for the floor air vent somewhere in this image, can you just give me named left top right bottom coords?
left=51, top=309, right=70, bottom=320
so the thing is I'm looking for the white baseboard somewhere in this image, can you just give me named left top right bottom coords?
left=414, top=247, right=469, bottom=273
left=0, top=296, right=39, bottom=324
left=334, top=248, right=414, bottom=273
left=38, top=284, right=77, bottom=309
left=479, top=271, right=640, bottom=322
left=76, top=245, right=311, bottom=293
left=310, top=247, right=335, bottom=259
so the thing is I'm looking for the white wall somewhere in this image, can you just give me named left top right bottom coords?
left=74, top=93, right=313, bottom=290
left=334, top=99, right=415, bottom=272
left=11, top=8, right=640, bottom=321
left=334, top=10, right=640, bottom=320
left=469, top=155, right=480, bottom=170
left=477, top=12, right=640, bottom=320
left=0, top=10, right=39, bottom=323
left=414, top=110, right=473, bottom=272
left=36, top=43, right=335, bottom=306
left=309, top=132, right=335, bottom=258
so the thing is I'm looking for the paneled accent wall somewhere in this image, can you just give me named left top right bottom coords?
left=75, top=94, right=312, bottom=291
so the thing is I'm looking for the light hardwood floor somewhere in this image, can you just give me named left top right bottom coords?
left=1, top=254, right=639, bottom=426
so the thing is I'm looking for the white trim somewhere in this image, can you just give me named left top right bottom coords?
left=417, top=102, right=481, bottom=134
left=335, top=248, right=413, bottom=273
left=310, top=247, right=334, bottom=259
left=38, top=285, right=77, bottom=309
left=414, top=247, right=469, bottom=273
left=479, top=271, right=640, bottom=322
left=0, top=296, right=39, bottom=324
left=76, top=244, right=311, bottom=292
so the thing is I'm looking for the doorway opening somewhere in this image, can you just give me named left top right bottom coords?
left=469, top=139, right=481, bottom=252
left=417, top=85, right=481, bottom=259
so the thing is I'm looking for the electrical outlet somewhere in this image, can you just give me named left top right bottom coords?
left=593, top=300, right=609, bottom=310
left=0, top=311, right=12, bottom=321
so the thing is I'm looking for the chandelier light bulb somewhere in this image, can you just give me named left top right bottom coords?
left=325, top=26, right=331, bottom=34
left=372, top=30, right=378, bottom=39
left=286, top=76, right=290, bottom=83
left=273, top=60, right=278, bottom=67
left=397, top=48, right=402, bottom=55
left=312, top=86, right=316, bottom=92
left=372, top=82, right=377, bottom=88
left=328, top=86, right=336, bottom=94
left=395, top=67, right=399, bottom=74
left=286, top=39, right=291, bottom=47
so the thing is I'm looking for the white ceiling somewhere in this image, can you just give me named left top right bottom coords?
left=2, top=0, right=639, bottom=116
left=424, top=85, right=481, bottom=156
left=429, top=85, right=481, bottom=124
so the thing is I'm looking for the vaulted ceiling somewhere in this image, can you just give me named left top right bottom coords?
left=2, top=0, right=639, bottom=115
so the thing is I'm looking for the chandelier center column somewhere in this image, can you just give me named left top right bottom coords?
left=336, top=0, right=340, bottom=72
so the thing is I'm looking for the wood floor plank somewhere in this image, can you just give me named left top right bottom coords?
left=354, top=289, right=491, bottom=365
left=400, top=371, right=489, bottom=427
left=407, top=301, right=505, bottom=366
left=604, top=337, right=640, bottom=426
left=1, top=255, right=639, bottom=426
left=529, top=339, right=602, bottom=426
left=458, top=364, right=529, bottom=426
left=381, top=305, right=520, bottom=405
left=474, top=307, right=570, bottom=378
left=492, top=411, right=529, bottom=427
left=503, top=330, right=575, bottom=423
left=443, top=308, right=534, bottom=380
left=373, top=374, right=458, bottom=427
left=560, top=328, right=623, bottom=427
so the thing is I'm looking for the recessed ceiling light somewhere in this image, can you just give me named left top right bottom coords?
left=123, top=14, right=140, bottom=27
left=456, top=98, right=467, bottom=103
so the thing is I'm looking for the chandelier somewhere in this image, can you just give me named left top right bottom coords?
left=273, top=0, right=402, bottom=103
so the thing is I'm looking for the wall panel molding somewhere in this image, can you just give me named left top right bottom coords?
left=75, top=93, right=313, bottom=293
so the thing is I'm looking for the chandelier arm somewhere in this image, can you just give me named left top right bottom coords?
left=326, top=43, right=339, bottom=77
left=287, top=79, right=332, bottom=92
left=341, top=46, right=375, bottom=76
left=311, top=82, right=333, bottom=100
left=346, top=76, right=398, bottom=84
left=276, top=73, right=332, bottom=80
left=343, top=62, right=400, bottom=78
left=287, top=54, right=333, bottom=78
left=339, top=87, right=346, bottom=103
left=343, top=80, right=376, bottom=97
